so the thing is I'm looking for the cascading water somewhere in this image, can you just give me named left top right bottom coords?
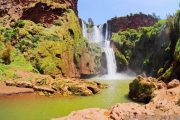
left=81, top=20, right=117, bottom=77
left=104, top=24, right=117, bottom=75
left=82, top=20, right=136, bottom=80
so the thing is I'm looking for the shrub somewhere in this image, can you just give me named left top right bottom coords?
left=1, top=43, right=12, bottom=64
left=174, top=39, right=180, bottom=62
left=54, top=19, right=62, bottom=26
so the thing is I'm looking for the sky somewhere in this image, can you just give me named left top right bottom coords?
left=78, top=0, right=180, bottom=25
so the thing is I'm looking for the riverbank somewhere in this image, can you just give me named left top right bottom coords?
left=54, top=77, right=180, bottom=120
left=0, top=82, right=34, bottom=96
left=0, top=80, right=132, bottom=120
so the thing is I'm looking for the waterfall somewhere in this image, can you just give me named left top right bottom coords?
left=82, top=20, right=88, bottom=39
left=103, top=23, right=117, bottom=75
left=81, top=20, right=117, bottom=76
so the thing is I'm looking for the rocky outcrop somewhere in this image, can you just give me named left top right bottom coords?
left=5, top=77, right=107, bottom=96
left=167, top=79, right=180, bottom=89
left=108, top=13, right=158, bottom=33
left=109, top=84, right=180, bottom=119
left=0, top=82, right=34, bottom=96
left=0, top=0, right=103, bottom=78
left=0, top=0, right=78, bottom=19
left=129, top=76, right=168, bottom=103
left=129, top=76, right=159, bottom=103
left=0, top=0, right=78, bottom=27
left=80, top=44, right=102, bottom=77
left=53, top=108, right=109, bottom=120
left=55, top=77, right=180, bottom=120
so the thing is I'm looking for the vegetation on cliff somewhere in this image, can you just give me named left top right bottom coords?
left=112, top=10, right=180, bottom=81
left=112, top=20, right=169, bottom=74
left=0, top=0, right=105, bottom=97
left=108, top=13, right=158, bottom=33
left=0, top=1, right=102, bottom=80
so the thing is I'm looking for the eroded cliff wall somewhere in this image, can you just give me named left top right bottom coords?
left=0, top=0, right=78, bottom=26
left=108, top=13, right=158, bottom=33
left=0, top=0, right=102, bottom=79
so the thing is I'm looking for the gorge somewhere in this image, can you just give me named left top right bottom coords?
left=0, top=0, right=179, bottom=120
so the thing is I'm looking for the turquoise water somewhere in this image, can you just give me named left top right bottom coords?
left=0, top=80, right=132, bottom=120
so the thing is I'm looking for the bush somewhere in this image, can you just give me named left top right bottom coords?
left=54, top=19, right=62, bottom=26
left=1, top=43, right=12, bottom=64
left=174, top=39, right=180, bottom=62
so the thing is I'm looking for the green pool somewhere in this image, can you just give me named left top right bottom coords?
left=0, top=80, right=132, bottom=120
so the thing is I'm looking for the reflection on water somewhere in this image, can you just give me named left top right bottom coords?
left=0, top=80, right=132, bottom=120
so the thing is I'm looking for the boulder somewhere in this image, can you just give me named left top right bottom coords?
left=156, top=81, right=167, bottom=89
left=16, top=81, right=33, bottom=88
left=129, top=76, right=157, bottom=103
left=33, top=86, right=55, bottom=93
left=167, top=79, right=180, bottom=89
left=68, top=86, right=93, bottom=96
left=53, top=108, right=108, bottom=120
left=4, top=80, right=16, bottom=86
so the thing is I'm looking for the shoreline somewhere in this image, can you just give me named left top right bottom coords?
left=0, top=82, right=34, bottom=96
left=54, top=77, right=180, bottom=120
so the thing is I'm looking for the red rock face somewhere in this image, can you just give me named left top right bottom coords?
left=108, top=14, right=158, bottom=33
left=0, top=0, right=78, bottom=21
left=65, top=0, right=78, bottom=15
left=21, top=2, right=66, bottom=25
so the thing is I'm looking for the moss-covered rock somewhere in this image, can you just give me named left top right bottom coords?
left=129, top=76, right=157, bottom=103
left=112, top=20, right=171, bottom=76
left=0, top=3, right=103, bottom=78
left=158, top=10, right=180, bottom=82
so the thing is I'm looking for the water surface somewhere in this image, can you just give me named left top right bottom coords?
left=0, top=80, right=132, bottom=120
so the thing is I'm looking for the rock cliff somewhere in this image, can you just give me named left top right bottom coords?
left=108, top=13, right=158, bottom=33
left=0, top=0, right=102, bottom=79
left=111, top=11, right=180, bottom=81
left=0, top=0, right=78, bottom=26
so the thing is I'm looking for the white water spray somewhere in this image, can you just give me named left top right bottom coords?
left=81, top=20, right=136, bottom=80
left=82, top=21, right=117, bottom=75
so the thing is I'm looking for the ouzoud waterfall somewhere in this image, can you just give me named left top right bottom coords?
left=81, top=20, right=136, bottom=80
left=81, top=20, right=117, bottom=79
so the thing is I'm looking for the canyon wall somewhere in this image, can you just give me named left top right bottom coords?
left=108, top=13, right=158, bottom=33
left=0, top=0, right=102, bottom=79
left=0, top=0, right=78, bottom=26
left=0, top=0, right=78, bottom=17
left=111, top=11, right=180, bottom=81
